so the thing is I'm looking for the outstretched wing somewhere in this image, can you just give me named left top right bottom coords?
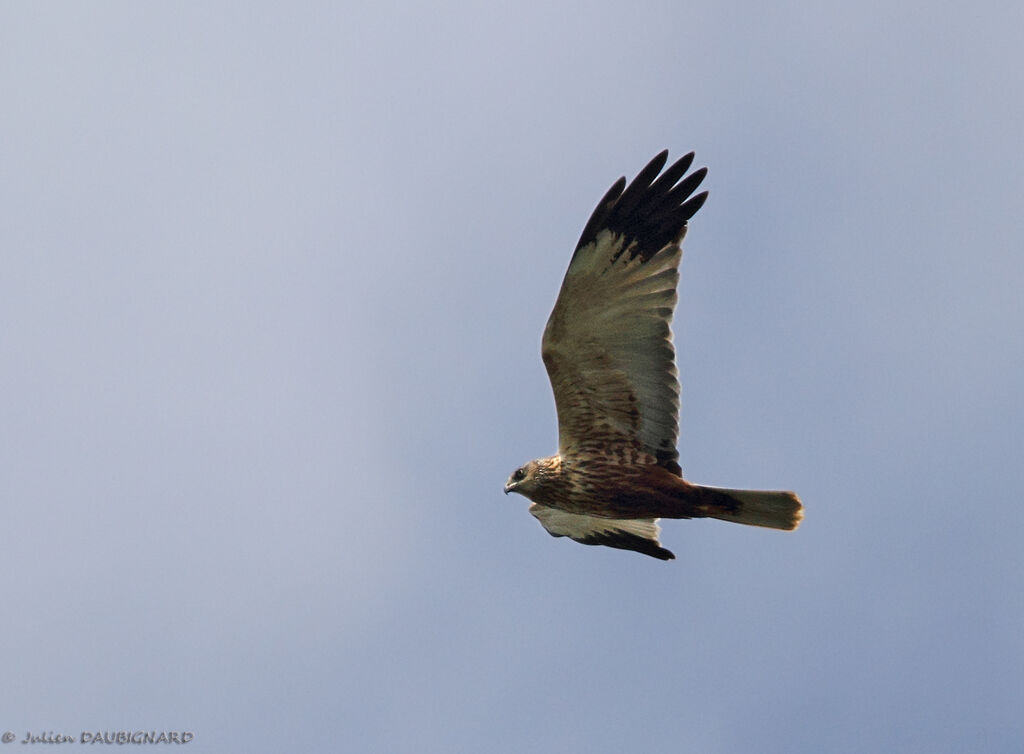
left=529, top=504, right=675, bottom=560
left=542, top=151, right=707, bottom=475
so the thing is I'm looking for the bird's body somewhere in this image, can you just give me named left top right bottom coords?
left=511, top=455, right=732, bottom=520
left=504, top=150, right=804, bottom=560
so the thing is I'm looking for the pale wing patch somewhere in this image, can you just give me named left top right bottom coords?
left=543, top=231, right=682, bottom=465
left=529, top=503, right=675, bottom=560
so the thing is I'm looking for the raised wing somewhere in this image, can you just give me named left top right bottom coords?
left=529, top=504, right=674, bottom=560
left=542, top=151, right=707, bottom=475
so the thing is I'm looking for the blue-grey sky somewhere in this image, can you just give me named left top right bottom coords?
left=3, top=3, right=1022, bottom=752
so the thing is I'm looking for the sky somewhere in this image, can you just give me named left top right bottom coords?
left=2, top=2, right=1023, bottom=752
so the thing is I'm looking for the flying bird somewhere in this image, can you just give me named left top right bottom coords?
left=504, top=150, right=803, bottom=560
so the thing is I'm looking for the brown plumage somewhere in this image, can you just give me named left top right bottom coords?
left=504, top=150, right=804, bottom=560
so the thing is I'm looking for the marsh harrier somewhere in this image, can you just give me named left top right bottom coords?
left=504, top=151, right=803, bottom=560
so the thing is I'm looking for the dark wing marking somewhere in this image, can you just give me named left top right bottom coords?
left=529, top=504, right=675, bottom=560
left=542, top=151, right=708, bottom=475
left=574, top=150, right=708, bottom=264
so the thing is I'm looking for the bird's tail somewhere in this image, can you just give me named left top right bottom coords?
left=697, top=485, right=804, bottom=531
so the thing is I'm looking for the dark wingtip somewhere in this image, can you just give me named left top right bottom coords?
left=579, top=530, right=677, bottom=560
left=680, top=190, right=709, bottom=222
left=574, top=176, right=627, bottom=252
left=573, top=150, right=709, bottom=260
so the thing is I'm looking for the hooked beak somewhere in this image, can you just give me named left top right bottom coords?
left=503, top=481, right=513, bottom=495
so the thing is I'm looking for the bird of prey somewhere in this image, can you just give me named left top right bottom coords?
left=504, top=150, right=803, bottom=560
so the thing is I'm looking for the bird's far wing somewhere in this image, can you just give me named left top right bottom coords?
left=542, top=151, right=708, bottom=475
left=529, top=503, right=674, bottom=560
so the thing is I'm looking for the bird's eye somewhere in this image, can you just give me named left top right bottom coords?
left=513, top=467, right=526, bottom=481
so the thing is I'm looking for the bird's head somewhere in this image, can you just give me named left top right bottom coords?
left=504, top=461, right=536, bottom=497
left=504, top=457, right=560, bottom=499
